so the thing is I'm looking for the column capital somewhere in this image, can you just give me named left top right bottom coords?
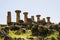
left=46, top=17, right=50, bottom=19
left=36, top=15, right=41, bottom=17
left=23, top=12, right=28, bottom=15
left=31, top=16, right=34, bottom=17
left=7, top=11, right=11, bottom=13
left=15, top=10, right=21, bottom=13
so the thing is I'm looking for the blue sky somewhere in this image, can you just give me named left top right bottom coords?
left=0, top=0, right=60, bottom=24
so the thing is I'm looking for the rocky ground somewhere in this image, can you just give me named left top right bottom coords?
left=0, top=29, right=59, bottom=40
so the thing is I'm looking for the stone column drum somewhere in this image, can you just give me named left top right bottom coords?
left=43, top=18, right=45, bottom=22
left=46, top=17, right=51, bottom=24
left=31, top=16, right=34, bottom=22
left=36, top=15, right=41, bottom=22
left=7, top=11, right=11, bottom=24
left=15, top=10, right=21, bottom=23
left=23, top=12, right=28, bottom=24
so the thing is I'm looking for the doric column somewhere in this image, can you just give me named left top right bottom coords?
left=43, top=18, right=45, bottom=22
left=7, top=11, right=11, bottom=24
left=23, top=12, right=28, bottom=24
left=46, top=17, right=51, bottom=24
left=36, top=15, right=41, bottom=22
left=31, top=16, right=34, bottom=22
left=15, top=10, right=21, bottom=23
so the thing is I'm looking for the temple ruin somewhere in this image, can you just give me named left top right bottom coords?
left=6, top=10, right=52, bottom=25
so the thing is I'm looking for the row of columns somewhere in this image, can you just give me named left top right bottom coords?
left=7, top=10, right=51, bottom=24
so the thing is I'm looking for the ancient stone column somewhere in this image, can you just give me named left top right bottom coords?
left=15, top=10, right=21, bottom=23
left=43, top=18, right=45, bottom=22
left=46, top=17, right=51, bottom=24
left=23, top=12, right=28, bottom=24
left=36, top=15, right=41, bottom=22
left=31, top=16, right=34, bottom=22
left=7, top=11, right=11, bottom=24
